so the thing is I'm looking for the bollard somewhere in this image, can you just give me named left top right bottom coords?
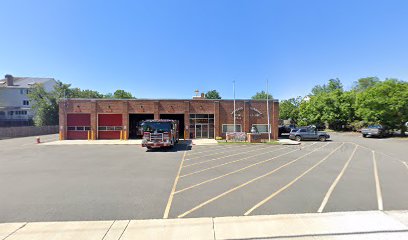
left=120, top=130, right=123, bottom=140
left=91, top=130, right=95, bottom=140
left=87, top=131, right=91, bottom=140
left=36, top=136, right=41, bottom=144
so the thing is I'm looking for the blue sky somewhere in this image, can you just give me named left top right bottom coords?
left=1, top=0, right=407, bottom=100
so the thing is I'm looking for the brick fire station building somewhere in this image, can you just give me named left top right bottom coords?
left=58, top=98, right=279, bottom=140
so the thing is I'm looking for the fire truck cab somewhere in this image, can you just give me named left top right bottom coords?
left=141, top=119, right=179, bottom=149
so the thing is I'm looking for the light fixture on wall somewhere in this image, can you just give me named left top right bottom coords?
left=140, top=105, right=144, bottom=112
left=107, top=105, right=112, bottom=112
left=75, top=105, right=81, bottom=112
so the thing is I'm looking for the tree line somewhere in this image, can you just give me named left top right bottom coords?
left=28, top=81, right=135, bottom=126
left=279, top=77, right=408, bottom=133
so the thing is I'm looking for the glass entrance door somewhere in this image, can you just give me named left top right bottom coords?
left=195, top=124, right=209, bottom=138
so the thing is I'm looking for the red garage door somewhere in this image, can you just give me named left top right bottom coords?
left=98, top=114, right=123, bottom=139
left=67, top=114, right=91, bottom=140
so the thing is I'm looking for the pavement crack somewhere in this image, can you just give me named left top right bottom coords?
left=2, top=222, right=27, bottom=240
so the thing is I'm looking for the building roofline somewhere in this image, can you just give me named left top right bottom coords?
left=62, top=98, right=279, bottom=102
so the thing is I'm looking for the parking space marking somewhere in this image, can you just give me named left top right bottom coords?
left=163, top=147, right=188, bottom=219
left=185, top=145, right=260, bottom=160
left=372, top=151, right=383, bottom=211
left=317, top=144, right=358, bottom=213
left=183, top=145, right=286, bottom=168
left=186, top=145, right=243, bottom=157
left=180, top=146, right=288, bottom=178
left=177, top=143, right=331, bottom=218
left=244, top=143, right=344, bottom=216
left=175, top=143, right=317, bottom=194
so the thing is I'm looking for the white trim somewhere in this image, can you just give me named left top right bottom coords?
left=252, top=124, right=271, bottom=133
left=222, top=124, right=242, bottom=133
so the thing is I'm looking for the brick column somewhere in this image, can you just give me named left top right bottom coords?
left=59, top=101, right=67, bottom=140
left=184, top=101, right=190, bottom=139
left=214, top=101, right=220, bottom=138
left=90, top=100, right=97, bottom=140
left=122, top=101, right=129, bottom=139
left=243, top=101, right=250, bottom=133
left=154, top=101, right=159, bottom=120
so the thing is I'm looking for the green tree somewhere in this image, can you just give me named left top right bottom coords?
left=299, top=78, right=355, bottom=130
left=205, top=90, right=221, bottom=99
left=356, top=79, right=408, bottom=132
left=28, top=81, right=66, bottom=126
left=112, top=89, right=135, bottom=99
left=251, top=91, right=273, bottom=100
left=279, top=97, right=302, bottom=124
left=311, top=78, right=343, bottom=95
left=352, top=77, right=380, bottom=92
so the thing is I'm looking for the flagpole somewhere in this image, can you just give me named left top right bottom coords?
left=266, top=79, right=271, bottom=142
left=233, top=80, right=236, bottom=133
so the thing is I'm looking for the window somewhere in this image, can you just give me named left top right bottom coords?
left=68, top=126, right=91, bottom=131
left=8, top=111, right=14, bottom=115
left=15, top=111, right=28, bottom=115
left=26, top=89, right=30, bottom=94
left=222, top=124, right=242, bottom=133
left=300, top=129, right=307, bottom=132
left=252, top=124, right=270, bottom=133
left=23, top=100, right=29, bottom=106
left=20, top=89, right=24, bottom=94
left=98, top=126, right=123, bottom=131
left=0, top=111, right=5, bottom=116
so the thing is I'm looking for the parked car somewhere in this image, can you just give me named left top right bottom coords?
left=278, top=124, right=297, bottom=136
left=289, top=127, right=330, bottom=142
left=361, top=125, right=390, bottom=138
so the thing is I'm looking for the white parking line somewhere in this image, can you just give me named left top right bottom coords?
left=244, top=143, right=344, bottom=216
left=180, top=146, right=288, bottom=178
left=177, top=143, right=330, bottom=218
left=175, top=143, right=317, bottom=194
left=318, top=144, right=357, bottom=213
left=185, top=145, right=260, bottom=160
left=183, top=145, right=285, bottom=168
left=372, top=151, right=384, bottom=211
left=163, top=147, right=188, bottom=219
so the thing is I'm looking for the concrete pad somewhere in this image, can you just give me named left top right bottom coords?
left=192, top=139, right=218, bottom=145
left=278, top=139, right=301, bottom=145
left=120, top=218, right=214, bottom=240
left=6, top=221, right=113, bottom=240
left=103, top=220, right=129, bottom=240
left=0, top=222, right=26, bottom=239
left=214, top=211, right=408, bottom=240
left=385, top=211, right=408, bottom=227
left=41, top=139, right=142, bottom=145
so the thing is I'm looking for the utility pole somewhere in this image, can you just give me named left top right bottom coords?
left=233, top=80, right=236, bottom=133
left=266, top=79, right=271, bottom=142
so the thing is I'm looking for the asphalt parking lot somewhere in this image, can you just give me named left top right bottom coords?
left=0, top=133, right=407, bottom=223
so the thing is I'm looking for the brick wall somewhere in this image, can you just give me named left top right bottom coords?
left=60, top=99, right=279, bottom=140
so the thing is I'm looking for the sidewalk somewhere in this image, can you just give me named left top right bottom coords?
left=1, top=211, right=407, bottom=240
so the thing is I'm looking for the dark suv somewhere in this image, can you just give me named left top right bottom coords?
left=289, top=127, right=330, bottom=142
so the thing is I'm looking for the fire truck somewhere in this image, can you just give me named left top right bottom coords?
left=141, top=119, right=179, bottom=149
